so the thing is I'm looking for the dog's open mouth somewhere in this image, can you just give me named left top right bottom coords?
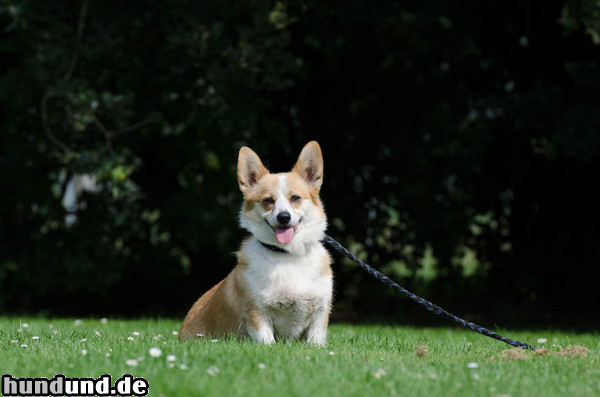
left=267, top=221, right=300, bottom=244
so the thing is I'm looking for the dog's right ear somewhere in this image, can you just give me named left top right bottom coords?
left=238, top=147, right=269, bottom=195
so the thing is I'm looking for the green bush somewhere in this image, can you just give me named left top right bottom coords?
left=1, top=1, right=599, bottom=325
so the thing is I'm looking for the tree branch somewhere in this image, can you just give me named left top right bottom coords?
left=41, top=92, right=75, bottom=154
left=64, top=0, right=88, bottom=82
left=89, top=111, right=154, bottom=152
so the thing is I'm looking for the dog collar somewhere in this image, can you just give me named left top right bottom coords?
left=259, top=241, right=289, bottom=253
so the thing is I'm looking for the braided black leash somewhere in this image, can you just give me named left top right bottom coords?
left=323, top=234, right=536, bottom=350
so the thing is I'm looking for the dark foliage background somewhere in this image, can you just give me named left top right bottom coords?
left=1, top=0, right=599, bottom=327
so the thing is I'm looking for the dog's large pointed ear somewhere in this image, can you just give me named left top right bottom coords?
left=293, top=141, right=324, bottom=191
left=238, top=147, right=269, bottom=195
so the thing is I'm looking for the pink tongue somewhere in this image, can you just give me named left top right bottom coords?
left=275, top=227, right=295, bottom=244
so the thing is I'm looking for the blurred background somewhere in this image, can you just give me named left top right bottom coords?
left=1, top=1, right=599, bottom=328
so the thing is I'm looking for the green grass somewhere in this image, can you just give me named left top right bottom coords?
left=1, top=318, right=598, bottom=397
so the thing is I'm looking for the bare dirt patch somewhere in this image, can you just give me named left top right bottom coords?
left=415, top=344, right=428, bottom=358
left=496, top=348, right=531, bottom=361
left=559, top=345, right=590, bottom=358
left=490, top=345, right=591, bottom=361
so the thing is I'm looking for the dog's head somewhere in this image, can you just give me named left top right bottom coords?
left=237, top=141, right=327, bottom=254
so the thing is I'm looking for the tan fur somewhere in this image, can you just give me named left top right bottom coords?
left=179, top=267, right=246, bottom=339
left=179, top=244, right=284, bottom=340
left=286, top=172, right=325, bottom=212
left=237, top=147, right=269, bottom=196
left=244, top=174, right=281, bottom=203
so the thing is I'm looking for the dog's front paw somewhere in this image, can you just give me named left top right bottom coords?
left=249, top=327, right=275, bottom=345
left=258, top=336, right=276, bottom=345
left=308, top=337, right=326, bottom=347
left=306, top=331, right=327, bottom=347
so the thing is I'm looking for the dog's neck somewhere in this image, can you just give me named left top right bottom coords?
left=258, top=240, right=289, bottom=254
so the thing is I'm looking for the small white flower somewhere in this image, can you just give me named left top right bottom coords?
left=74, top=319, right=82, bottom=326
left=17, top=328, right=23, bottom=333
left=95, top=331, right=101, bottom=336
left=149, top=347, right=162, bottom=358
left=211, top=339, right=219, bottom=343
left=127, top=336, right=134, bottom=341
left=329, top=351, right=335, bottom=355
left=22, top=323, right=29, bottom=328
left=466, top=362, right=480, bottom=369
left=100, top=318, right=108, bottom=324
left=126, top=359, right=138, bottom=367
left=106, top=353, right=111, bottom=357
left=32, top=336, right=39, bottom=340
left=81, top=349, right=88, bottom=355
left=258, top=363, right=266, bottom=369
left=373, top=369, right=387, bottom=379
left=80, top=338, right=87, bottom=342
left=172, top=331, right=178, bottom=336
left=132, top=331, right=140, bottom=336
left=180, top=364, right=189, bottom=370
left=21, top=344, right=28, bottom=348
left=166, top=355, right=177, bottom=362
left=537, top=338, right=547, bottom=344
left=196, top=333, right=205, bottom=337
left=11, top=340, right=18, bottom=343
left=206, top=366, right=218, bottom=376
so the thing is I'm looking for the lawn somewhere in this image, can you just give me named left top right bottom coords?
left=1, top=317, right=598, bottom=397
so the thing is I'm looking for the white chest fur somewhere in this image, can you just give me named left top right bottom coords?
left=243, top=240, right=332, bottom=340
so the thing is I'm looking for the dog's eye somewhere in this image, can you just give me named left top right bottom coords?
left=290, top=195, right=301, bottom=203
left=263, top=197, right=274, bottom=205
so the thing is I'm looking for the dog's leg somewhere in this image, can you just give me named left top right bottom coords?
left=305, top=309, right=329, bottom=347
left=249, top=324, right=275, bottom=344
left=246, top=305, right=275, bottom=344
left=248, top=325, right=275, bottom=345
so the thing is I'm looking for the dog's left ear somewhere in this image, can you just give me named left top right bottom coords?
left=238, top=146, right=269, bottom=195
left=293, top=141, right=324, bottom=191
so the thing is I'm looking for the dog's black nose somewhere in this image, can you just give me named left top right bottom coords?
left=277, top=211, right=291, bottom=225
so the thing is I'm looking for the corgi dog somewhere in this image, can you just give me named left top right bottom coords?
left=179, top=141, right=333, bottom=345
